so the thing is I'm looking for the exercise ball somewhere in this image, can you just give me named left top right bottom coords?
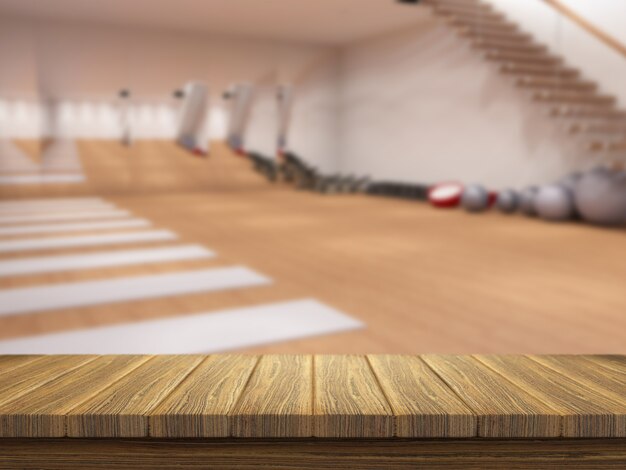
left=574, top=167, right=626, bottom=225
left=428, top=182, right=463, bottom=208
left=535, top=184, right=575, bottom=221
left=519, top=186, right=538, bottom=216
left=497, top=189, right=519, bottom=213
left=557, top=171, right=583, bottom=218
left=559, top=171, right=583, bottom=192
left=461, top=184, right=489, bottom=212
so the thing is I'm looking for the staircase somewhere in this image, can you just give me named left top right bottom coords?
left=423, top=0, right=626, bottom=160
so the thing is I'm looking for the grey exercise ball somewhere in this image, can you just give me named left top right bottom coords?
left=557, top=171, right=583, bottom=218
left=574, top=167, right=626, bottom=225
left=559, top=171, right=583, bottom=192
left=519, top=186, right=538, bottom=216
left=535, top=184, right=575, bottom=221
left=461, top=184, right=489, bottom=212
left=497, top=189, right=519, bottom=213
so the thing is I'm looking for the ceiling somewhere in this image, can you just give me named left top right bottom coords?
left=0, top=0, right=430, bottom=45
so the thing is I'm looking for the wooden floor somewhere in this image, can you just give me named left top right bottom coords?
left=0, top=354, right=625, bottom=439
left=1, top=140, right=625, bottom=353
left=11, top=140, right=42, bottom=164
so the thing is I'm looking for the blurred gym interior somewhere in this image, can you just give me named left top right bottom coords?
left=0, top=0, right=624, bottom=355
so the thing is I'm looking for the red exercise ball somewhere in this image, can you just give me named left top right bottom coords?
left=428, top=182, right=464, bottom=208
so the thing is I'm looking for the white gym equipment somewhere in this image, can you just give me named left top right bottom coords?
left=176, top=81, right=211, bottom=155
left=225, top=83, right=254, bottom=152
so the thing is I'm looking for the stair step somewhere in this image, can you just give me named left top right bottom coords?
left=516, top=77, right=597, bottom=91
left=448, top=17, right=515, bottom=31
left=569, top=123, right=626, bottom=135
left=544, top=100, right=614, bottom=110
left=485, top=52, right=561, bottom=65
left=533, top=92, right=615, bottom=106
left=587, top=140, right=626, bottom=152
left=608, top=141, right=626, bottom=152
left=588, top=141, right=608, bottom=152
left=459, top=28, right=532, bottom=42
left=455, top=22, right=521, bottom=36
left=428, top=0, right=493, bottom=12
left=550, top=108, right=626, bottom=120
left=424, top=0, right=486, bottom=5
left=432, top=0, right=626, bottom=139
left=471, top=40, right=547, bottom=54
left=500, top=64, right=579, bottom=78
left=435, top=6, right=497, bottom=19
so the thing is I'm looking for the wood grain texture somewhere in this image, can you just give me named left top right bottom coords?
left=229, top=355, right=312, bottom=438
left=314, top=355, right=393, bottom=438
left=1, top=439, right=626, bottom=470
left=422, top=355, right=561, bottom=438
left=0, top=355, right=96, bottom=408
left=67, top=355, right=203, bottom=438
left=0, top=355, right=147, bottom=437
left=150, top=355, right=258, bottom=438
left=0, top=354, right=623, bottom=441
left=475, top=355, right=626, bottom=437
left=530, top=355, right=626, bottom=401
left=368, top=355, right=476, bottom=437
left=0, top=355, right=42, bottom=374
left=586, top=355, right=626, bottom=374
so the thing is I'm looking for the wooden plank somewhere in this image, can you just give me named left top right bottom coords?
left=0, top=355, right=147, bottom=437
left=314, top=355, right=393, bottom=438
left=0, top=355, right=96, bottom=408
left=585, top=355, right=626, bottom=374
left=67, top=355, right=203, bottom=438
left=150, top=355, right=258, bottom=438
left=0, top=355, right=42, bottom=374
left=422, top=355, right=560, bottom=438
left=2, top=438, right=626, bottom=470
left=476, top=355, right=626, bottom=437
left=368, top=355, right=476, bottom=437
left=0, top=354, right=623, bottom=441
left=530, top=355, right=626, bottom=401
left=229, top=355, right=312, bottom=438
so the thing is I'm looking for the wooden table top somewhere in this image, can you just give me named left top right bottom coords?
left=0, top=354, right=624, bottom=439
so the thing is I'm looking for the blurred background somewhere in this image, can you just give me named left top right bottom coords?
left=0, top=0, right=624, bottom=355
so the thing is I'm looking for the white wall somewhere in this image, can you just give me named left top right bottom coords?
left=336, top=13, right=591, bottom=189
left=0, top=19, right=41, bottom=138
left=0, top=17, right=335, bottom=141
left=49, top=99, right=180, bottom=139
left=487, top=0, right=626, bottom=107
left=0, top=98, right=42, bottom=139
left=3, top=3, right=622, bottom=187
left=287, top=55, right=340, bottom=173
left=563, top=0, right=626, bottom=45
left=0, top=19, right=38, bottom=97
left=208, top=105, right=228, bottom=141
left=245, top=83, right=279, bottom=157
